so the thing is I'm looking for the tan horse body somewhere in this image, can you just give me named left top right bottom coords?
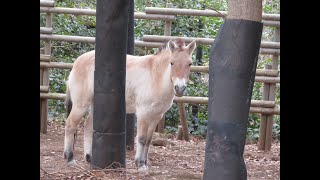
left=63, top=39, right=196, bottom=171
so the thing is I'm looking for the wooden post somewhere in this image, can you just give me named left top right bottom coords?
left=257, top=64, right=271, bottom=150
left=155, top=116, right=165, bottom=133
left=40, top=49, right=44, bottom=131
left=155, top=3, right=173, bottom=133
left=264, top=27, right=280, bottom=151
left=40, top=12, right=53, bottom=134
left=164, top=3, right=173, bottom=36
left=177, top=102, right=190, bottom=141
left=176, top=125, right=183, bottom=140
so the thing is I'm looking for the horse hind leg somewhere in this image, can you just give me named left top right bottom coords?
left=64, top=106, right=87, bottom=166
left=83, top=107, right=93, bottom=163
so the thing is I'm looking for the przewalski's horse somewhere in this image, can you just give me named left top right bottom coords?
left=63, top=39, right=196, bottom=171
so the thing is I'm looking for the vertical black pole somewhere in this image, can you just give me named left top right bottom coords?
left=203, top=19, right=263, bottom=179
left=127, top=0, right=134, bottom=55
left=92, top=0, right=129, bottom=169
left=126, top=0, right=135, bottom=151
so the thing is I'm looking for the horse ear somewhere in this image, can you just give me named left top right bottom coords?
left=167, top=40, right=177, bottom=53
left=187, top=40, right=196, bottom=55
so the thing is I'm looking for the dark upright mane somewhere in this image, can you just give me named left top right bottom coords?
left=155, top=38, right=186, bottom=55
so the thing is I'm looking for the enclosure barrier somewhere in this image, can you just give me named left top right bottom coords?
left=40, top=0, right=54, bottom=7
left=39, top=61, right=279, bottom=76
left=40, top=34, right=280, bottom=55
left=142, top=35, right=280, bottom=49
left=257, top=28, right=280, bottom=151
left=40, top=1, right=53, bottom=134
left=39, top=61, right=280, bottom=83
left=40, top=0, right=280, bottom=150
left=145, top=7, right=280, bottom=21
left=40, top=92, right=279, bottom=114
left=40, top=7, right=176, bottom=21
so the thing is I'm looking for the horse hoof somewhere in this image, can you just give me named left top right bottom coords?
left=138, top=165, right=149, bottom=172
left=85, top=154, right=91, bottom=163
left=67, top=159, right=78, bottom=167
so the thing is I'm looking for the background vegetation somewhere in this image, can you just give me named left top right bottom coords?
left=40, top=0, right=280, bottom=141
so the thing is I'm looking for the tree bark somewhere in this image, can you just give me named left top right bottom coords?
left=227, top=0, right=262, bottom=22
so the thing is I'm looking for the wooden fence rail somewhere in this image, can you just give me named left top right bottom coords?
left=145, top=7, right=280, bottom=21
left=40, top=0, right=54, bottom=7
left=143, top=35, right=280, bottom=49
left=40, top=54, right=51, bottom=62
left=40, top=5, right=279, bottom=27
left=40, top=7, right=176, bottom=21
left=40, top=34, right=280, bottom=55
left=40, top=34, right=280, bottom=50
left=40, top=86, right=49, bottom=93
left=39, top=61, right=279, bottom=78
left=40, top=27, right=53, bottom=34
left=174, top=97, right=276, bottom=108
left=39, top=92, right=280, bottom=115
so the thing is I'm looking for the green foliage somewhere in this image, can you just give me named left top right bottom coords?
left=42, top=0, right=280, bottom=141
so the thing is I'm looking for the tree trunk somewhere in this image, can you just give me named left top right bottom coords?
left=203, top=0, right=263, bottom=179
left=227, top=0, right=262, bottom=22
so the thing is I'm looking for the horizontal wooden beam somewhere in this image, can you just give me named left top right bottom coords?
left=40, top=7, right=176, bottom=21
left=145, top=7, right=280, bottom=21
left=40, top=34, right=95, bottom=43
left=40, top=93, right=280, bottom=114
left=40, top=54, right=51, bottom=62
left=135, top=40, right=163, bottom=48
left=135, top=12, right=175, bottom=21
left=255, top=76, right=280, bottom=83
left=143, top=35, right=280, bottom=49
left=40, top=93, right=66, bottom=100
left=40, top=27, right=53, bottom=34
left=260, top=48, right=280, bottom=55
left=40, top=86, right=49, bottom=93
left=174, top=96, right=276, bottom=107
left=190, top=66, right=279, bottom=76
left=250, top=107, right=280, bottom=115
left=40, top=34, right=280, bottom=55
left=40, top=0, right=54, bottom=7
left=40, top=62, right=73, bottom=69
left=40, top=6, right=279, bottom=27
left=262, top=20, right=280, bottom=27
left=39, top=62, right=280, bottom=79
left=255, top=69, right=279, bottom=77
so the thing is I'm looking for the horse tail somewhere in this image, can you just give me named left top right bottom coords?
left=65, top=84, right=72, bottom=117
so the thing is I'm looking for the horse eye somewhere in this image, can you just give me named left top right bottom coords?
left=170, top=62, right=173, bottom=65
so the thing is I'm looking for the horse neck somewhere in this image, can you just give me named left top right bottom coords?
left=151, top=50, right=174, bottom=95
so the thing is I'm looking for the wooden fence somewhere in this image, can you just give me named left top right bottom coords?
left=40, top=0, right=280, bottom=150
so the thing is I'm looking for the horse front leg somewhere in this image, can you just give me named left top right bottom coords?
left=134, top=113, right=162, bottom=171
left=134, top=115, right=149, bottom=171
left=143, top=119, right=159, bottom=168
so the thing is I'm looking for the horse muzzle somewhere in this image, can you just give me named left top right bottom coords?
left=174, top=85, right=186, bottom=97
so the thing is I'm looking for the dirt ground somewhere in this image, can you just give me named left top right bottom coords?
left=40, top=121, right=280, bottom=180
